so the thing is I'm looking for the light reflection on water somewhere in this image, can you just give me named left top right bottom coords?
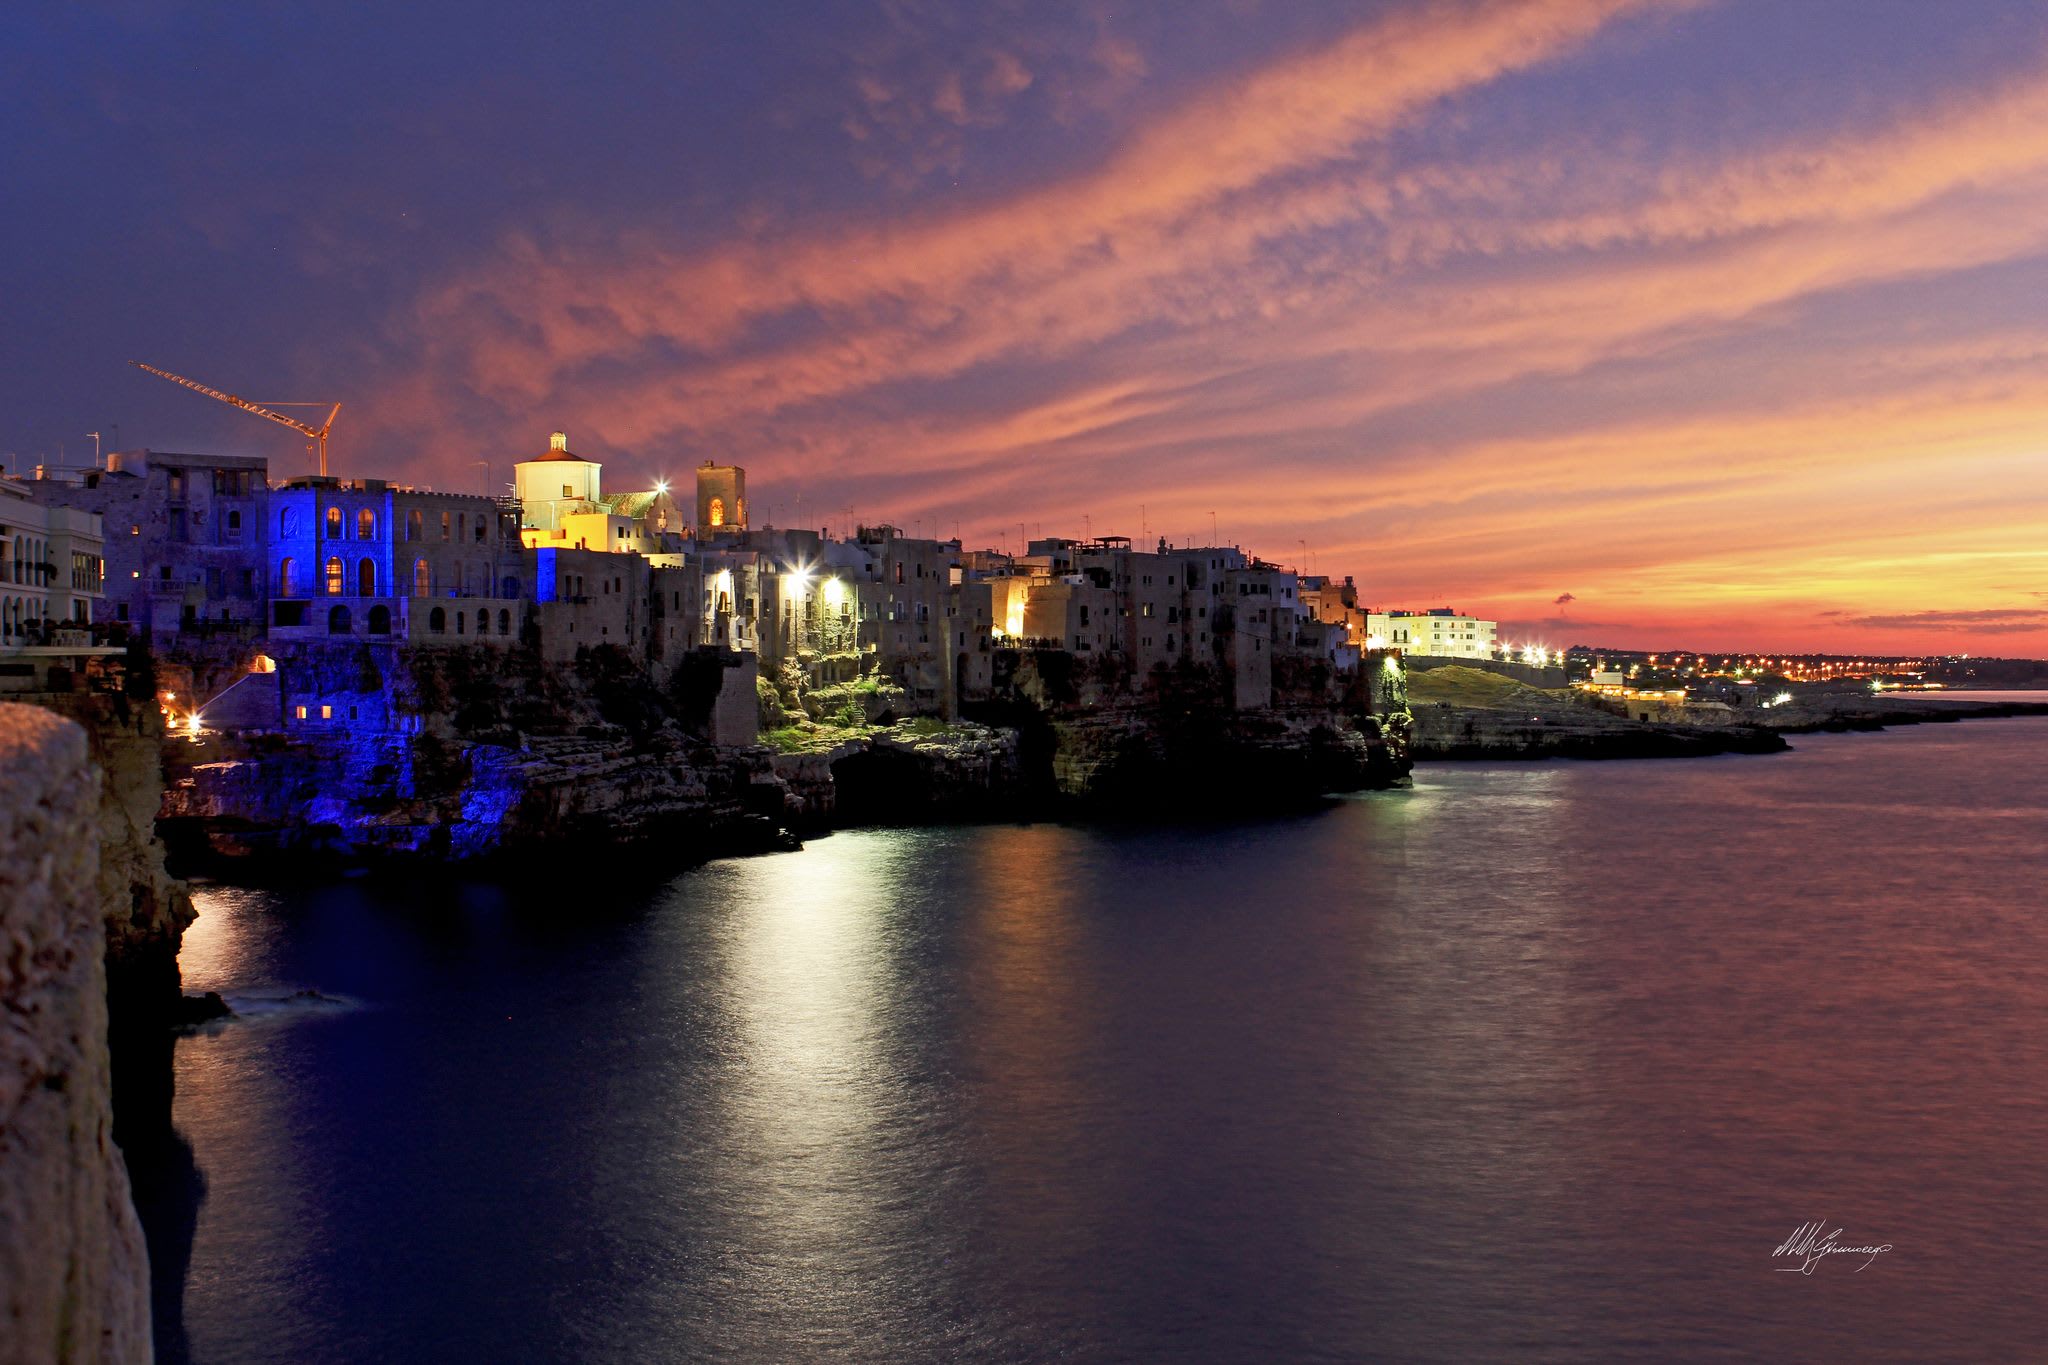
left=151, top=720, right=2048, bottom=1362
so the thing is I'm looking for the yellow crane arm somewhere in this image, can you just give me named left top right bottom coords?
left=131, top=361, right=340, bottom=476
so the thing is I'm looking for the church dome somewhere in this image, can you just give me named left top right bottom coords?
left=529, top=430, right=593, bottom=463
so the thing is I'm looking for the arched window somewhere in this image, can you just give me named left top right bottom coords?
left=324, top=556, right=343, bottom=596
left=278, top=557, right=298, bottom=597
left=367, top=605, right=391, bottom=635
left=357, top=508, right=376, bottom=540
left=440, top=511, right=451, bottom=541
left=457, top=513, right=467, bottom=542
left=429, top=606, right=446, bottom=634
left=406, top=509, right=422, bottom=542
left=326, top=506, right=342, bottom=537
left=497, top=609, right=510, bottom=635
left=357, top=558, right=376, bottom=596
left=708, top=497, right=725, bottom=527
left=473, top=517, right=486, bottom=543
left=456, top=610, right=466, bottom=635
left=500, top=575, right=518, bottom=598
left=280, top=507, right=300, bottom=537
left=414, top=559, right=431, bottom=597
left=476, top=608, right=488, bottom=636
left=327, top=604, right=351, bottom=634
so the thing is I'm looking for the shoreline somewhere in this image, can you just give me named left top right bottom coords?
left=1410, top=691, right=2048, bottom=763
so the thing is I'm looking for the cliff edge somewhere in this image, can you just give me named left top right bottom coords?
left=0, top=704, right=151, bottom=1365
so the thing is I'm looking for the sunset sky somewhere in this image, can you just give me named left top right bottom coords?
left=5, top=0, right=2047, bottom=653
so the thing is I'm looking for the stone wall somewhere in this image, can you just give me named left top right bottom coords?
left=0, top=704, right=150, bottom=1365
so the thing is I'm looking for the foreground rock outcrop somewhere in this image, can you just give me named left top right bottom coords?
left=0, top=705, right=150, bottom=1365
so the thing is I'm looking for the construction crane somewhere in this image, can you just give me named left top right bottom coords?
left=131, top=361, right=341, bottom=477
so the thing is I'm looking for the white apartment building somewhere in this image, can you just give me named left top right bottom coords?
left=1367, top=608, right=1497, bottom=660
left=0, top=475, right=106, bottom=647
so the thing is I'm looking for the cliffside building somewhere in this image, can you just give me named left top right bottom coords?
left=267, top=479, right=523, bottom=643
left=1367, top=608, right=1497, bottom=659
left=28, top=450, right=269, bottom=640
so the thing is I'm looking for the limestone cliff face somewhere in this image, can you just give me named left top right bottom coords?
left=767, top=725, right=1027, bottom=830
left=22, top=695, right=196, bottom=1145
left=1045, top=704, right=1406, bottom=806
left=1408, top=701, right=1787, bottom=759
left=161, top=644, right=789, bottom=873
left=0, top=705, right=151, bottom=1365
left=976, top=650, right=1411, bottom=808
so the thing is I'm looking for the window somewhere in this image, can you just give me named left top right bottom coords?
left=498, top=609, right=510, bottom=635
left=357, top=508, right=376, bottom=540
left=324, top=556, right=343, bottom=595
left=357, top=558, right=376, bottom=596
left=407, top=509, right=422, bottom=542
left=562, top=484, right=574, bottom=498
left=429, top=606, right=446, bottom=633
left=295, top=705, right=308, bottom=720
left=279, top=557, right=298, bottom=596
left=326, top=604, right=350, bottom=634
left=320, top=705, right=333, bottom=719
left=474, top=517, right=486, bottom=543
left=708, top=497, right=725, bottom=527
left=414, top=559, right=430, bottom=597
left=441, top=511, right=451, bottom=541
left=476, top=609, right=488, bottom=635
left=327, top=506, right=342, bottom=537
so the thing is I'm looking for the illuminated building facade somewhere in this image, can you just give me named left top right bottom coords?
left=0, top=475, right=106, bottom=645
left=1367, top=608, right=1497, bottom=659
left=267, top=480, right=522, bottom=642
left=694, top=462, right=746, bottom=534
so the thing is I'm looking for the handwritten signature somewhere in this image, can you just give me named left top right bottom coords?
left=1772, top=1221, right=1893, bottom=1274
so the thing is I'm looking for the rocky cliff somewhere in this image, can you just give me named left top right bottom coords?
left=160, top=643, right=793, bottom=875
left=0, top=705, right=151, bottom=1365
left=160, top=640, right=1414, bottom=875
